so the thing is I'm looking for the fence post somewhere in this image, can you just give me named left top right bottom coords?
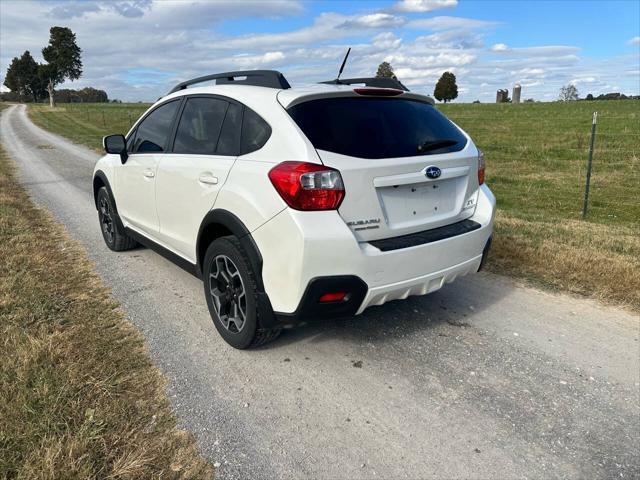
left=582, top=111, right=597, bottom=219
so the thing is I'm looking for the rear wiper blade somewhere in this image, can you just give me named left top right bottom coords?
left=417, top=139, right=459, bottom=153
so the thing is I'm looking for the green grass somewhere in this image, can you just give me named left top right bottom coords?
left=0, top=140, right=212, bottom=477
left=29, top=102, right=150, bottom=151
left=27, top=100, right=640, bottom=310
left=439, top=101, right=639, bottom=225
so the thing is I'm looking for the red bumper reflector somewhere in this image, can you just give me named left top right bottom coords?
left=319, top=292, right=347, bottom=303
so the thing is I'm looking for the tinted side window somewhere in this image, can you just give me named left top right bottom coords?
left=173, top=97, right=228, bottom=155
left=133, top=100, right=180, bottom=153
left=287, top=98, right=467, bottom=159
left=241, top=108, right=271, bottom=155
left=216, top=102, right=241, bottom=156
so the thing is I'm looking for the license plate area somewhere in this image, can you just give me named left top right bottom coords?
left=378, top=179, right=458, bottom=228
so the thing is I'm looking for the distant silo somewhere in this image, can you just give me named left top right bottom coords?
left=513, top=84, right=522, bottom=104
left=496, top=89, right=509, bottom=103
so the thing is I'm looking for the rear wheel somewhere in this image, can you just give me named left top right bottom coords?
left=97, top=187, right=137, bottom=251
left=203, top=236, right=280, bottom=349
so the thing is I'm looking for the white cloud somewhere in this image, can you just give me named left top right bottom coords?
left=342, top=13, right=405, bottom=29
left=393, top=0, right=457, bottom=13
left=511, top=67, right=545, bottom=76
left=372, top=32, right=402, bottom=50
left=629, top=36, right=640, bottom=45
left=386, top=52, right=476, bottom=68
left=570, top=77, right=597, bottom=85
left=408, top=16, right=498, bottom=31
left=232, top=51, right=286, bottom=68
left=491, top=43, right=580, bottom=57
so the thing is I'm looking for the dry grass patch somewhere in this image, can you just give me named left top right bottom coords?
left=488, top=211, right=640, bottom=311
left=0, top=143, right=212, bottom=478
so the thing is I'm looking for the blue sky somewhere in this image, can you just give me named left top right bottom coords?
left=1, top=0, right=638, bottom=102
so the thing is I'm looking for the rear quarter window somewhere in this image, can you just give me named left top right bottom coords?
left=241, top=108, right=271, bottom=155
left=287, top=97, right=467, bottom=159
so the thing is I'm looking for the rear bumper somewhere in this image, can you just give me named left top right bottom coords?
left=252, top=184, right=495, bottom=324
left=356, top=253, right=483, bottom=314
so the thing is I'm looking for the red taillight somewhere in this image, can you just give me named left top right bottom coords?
left=477, top=149, right=486, bottom=185
left=353, top=87, right=404, bottom=96
left=319, top=292, right=347, bottom=303
left=268, top=161, right=345, bottom=211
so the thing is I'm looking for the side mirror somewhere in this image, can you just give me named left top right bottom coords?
left=103, top=134, right=128, bottom=164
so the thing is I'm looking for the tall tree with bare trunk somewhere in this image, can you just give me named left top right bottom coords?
left=41, top=27, right=82, bottom=108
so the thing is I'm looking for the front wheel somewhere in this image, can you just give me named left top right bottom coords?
left=96, top=187, right=137, bottom=251
left=203, top=236, right=280, bottom=349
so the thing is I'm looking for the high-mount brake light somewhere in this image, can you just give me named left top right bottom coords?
left=268, top=161, right=345, bottom=211
left=477, top=149, right=486, bottom=185
left=353, top=87, right=404, bottom=97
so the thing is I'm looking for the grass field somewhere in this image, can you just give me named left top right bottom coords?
left=25, top=100, right=640, bottom=310
left=0, top=123, right=211, bottom=476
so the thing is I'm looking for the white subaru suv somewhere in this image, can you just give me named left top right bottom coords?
left=94, top=70, right=495, bottom=349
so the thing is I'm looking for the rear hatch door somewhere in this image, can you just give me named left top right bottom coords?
left=285, top=93, right=480, bottom=242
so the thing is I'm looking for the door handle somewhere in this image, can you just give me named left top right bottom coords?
left=198, top=173, right=218, bottom=185
left=143, top=170, right=155, bottom=179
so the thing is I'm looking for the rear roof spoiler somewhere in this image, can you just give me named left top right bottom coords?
left=320, top=77, right=410, bottom=92
left=167, top=70, right=291, bottom=94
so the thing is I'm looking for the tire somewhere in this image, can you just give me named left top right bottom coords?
left=97, top=186, right=137, bottom=252
left=203, top=236, right=281, bottom=349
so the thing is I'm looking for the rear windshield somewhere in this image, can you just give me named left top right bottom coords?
left=288, top=97, right=467, bottom=159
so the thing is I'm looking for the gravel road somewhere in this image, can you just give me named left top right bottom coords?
left=2, top=104, right=639, bottom=479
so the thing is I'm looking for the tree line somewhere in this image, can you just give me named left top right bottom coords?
left=1, top=86, right=108, bottom=104
left=3, top=26, right=83, bottom=107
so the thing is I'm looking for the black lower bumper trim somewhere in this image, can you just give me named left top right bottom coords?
left=478, top=235, right=492, bottom=271
left=369, top=219, right=481, bottom=252
left=272, top=275, right=368, bottom=326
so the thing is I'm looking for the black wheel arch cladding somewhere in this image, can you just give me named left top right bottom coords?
left=93, top=171, right=126, bottom=232
left=196, top=209, right=264, bottom=285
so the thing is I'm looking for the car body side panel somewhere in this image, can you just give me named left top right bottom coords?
left=155, top=153, right=236, bottom=261
left=212, top=159, right=287, bottom=235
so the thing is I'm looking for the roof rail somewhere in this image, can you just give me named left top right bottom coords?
left=320, top=77, right=410, bottom=92
left=168, top=70, right=291, bottom=94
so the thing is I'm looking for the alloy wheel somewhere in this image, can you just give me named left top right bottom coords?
left=209, top=254, right=247, bottom=333
left=99, top=196, right=114, bottom=244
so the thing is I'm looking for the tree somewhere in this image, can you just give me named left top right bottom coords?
left=585, top=93, right=594, bottom=101
left=433, top=71, right=458, bottom=103
left=3, top=51, right=43, bottom=102
left=376, top=62, right=395, bottom=78
left=41, top=26, right=82, bottom=107
left=559, top=84, right=579, bottom=101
